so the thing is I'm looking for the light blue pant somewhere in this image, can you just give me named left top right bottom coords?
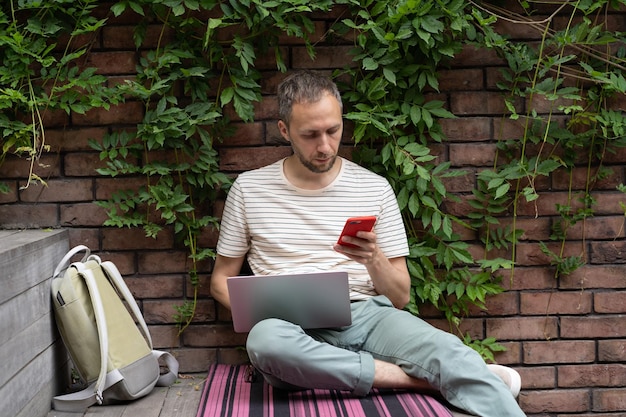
left=246, top=295, right=526, bottom=417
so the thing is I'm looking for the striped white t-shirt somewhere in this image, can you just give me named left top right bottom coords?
left=216, top=157, right=410, bottom=300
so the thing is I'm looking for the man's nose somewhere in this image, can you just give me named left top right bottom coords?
left=317, top=134, right=332, bottom=153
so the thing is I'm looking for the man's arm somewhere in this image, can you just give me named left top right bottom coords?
left=209, top=254, right=246, bottom=310
left=334, top=231, right=411, bottom=309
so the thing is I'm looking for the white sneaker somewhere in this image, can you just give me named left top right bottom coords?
left=487, top=364, right=521, bottom=398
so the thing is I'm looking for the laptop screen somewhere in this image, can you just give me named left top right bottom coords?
left=226, top=271, right=352, bottom=333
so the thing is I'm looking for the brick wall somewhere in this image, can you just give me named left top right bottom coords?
left=1, top=3, right=625, bottom=416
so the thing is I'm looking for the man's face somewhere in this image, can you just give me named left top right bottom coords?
left=278, top=93, right=343, bottom=174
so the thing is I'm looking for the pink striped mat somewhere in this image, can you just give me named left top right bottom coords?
left=196, top=364, right=453, bottom=417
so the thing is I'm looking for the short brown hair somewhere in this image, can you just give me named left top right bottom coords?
left=277, top=70, right=343, bottom=125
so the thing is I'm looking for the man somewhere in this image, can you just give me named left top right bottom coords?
left=210, top=70, right=526, bottom=417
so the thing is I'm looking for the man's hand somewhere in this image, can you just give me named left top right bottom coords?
left=334, top=230, right=378, bottom=264
left=334, top=231, right=411, bottom=309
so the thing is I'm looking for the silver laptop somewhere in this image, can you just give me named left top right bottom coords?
left=227, top=271, right=352, bottom=333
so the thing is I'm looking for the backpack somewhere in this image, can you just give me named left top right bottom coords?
left=51, top=245, right=179, bottom=412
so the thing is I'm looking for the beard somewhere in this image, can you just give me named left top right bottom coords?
left=294, top=150, right=338, bottom=173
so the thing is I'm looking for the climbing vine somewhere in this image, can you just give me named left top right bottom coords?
left=1, top=0, right=625, bottom=357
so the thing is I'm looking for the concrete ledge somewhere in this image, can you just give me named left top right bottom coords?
left=0, top=229, right=70, bottom=417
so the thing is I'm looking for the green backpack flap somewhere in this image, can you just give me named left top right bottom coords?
left=51, top=245, right=179, bottom=412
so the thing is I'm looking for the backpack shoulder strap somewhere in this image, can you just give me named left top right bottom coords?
left=99, top=260, right=180, bottom=387
left=99, top=260, right=154, bottom=349
left=52, top=259, right=112, bottom=411
left=153, top=350, right=180, bottom=386
left=52, top=370, right=124, bottom=412
left=76, top=261, right=109, bottom=403
left=52, top=245, right=90, bottom=279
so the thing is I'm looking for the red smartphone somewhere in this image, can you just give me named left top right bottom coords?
left=336, top=216, right=377, bottom=248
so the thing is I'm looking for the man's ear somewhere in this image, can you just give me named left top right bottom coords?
left=277, top=120, right=290, bottom=141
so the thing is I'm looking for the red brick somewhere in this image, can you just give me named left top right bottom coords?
left=55, top=31, right=97, bottom=53
left=466, top=242, right=511, bottom=264
left=148, top=325, right=181, bottom=349
left=182, top=324, right=246, bottom=347
left=63, top=153, right=107, bottom=177
left=46, top=127, right=107, bottom=152
left=40, top=108, right=70, bottom=127
left=67, top=228, right=100, bottom=250
left=493, top=117, right=526, bottom=140
left=60, top=203, right=108, bottom=226
left=96, top=250, right=136, bottom=274
left=421, top=317, right=481, bottom=340
left=138, top=250, right=191, bottom=274
left=598, top=339, right=626, bottom=362
left=564, top=216, right=626, bottom=240
left=441, top=194, right=475, bottom=217
left=218, top=348, right=250, bottom=365
left=0, top=154, right=60, bottom=179
left=606, top=89, right=626, bottom=114
left=590, top=241, right=626, bottom=264
left=559, top=364, right=626, bottom=387
left=171, top=347, right=216, bottom=373
left=493, top=341, right=522, bottom=364
left=508, top=267, right=556, bottom=291
left=450, top=221, right=477, bottom=241
left=292, top=45, right=355, bottom=69
left=102, top=24, right=173, bottom=49
left=189, top=275, right=212, bottom=299
left=518, top=366, right=556, bottom=389
left=0, top=204, right=58, bottom=228
left=218, top=147, right=292, bottom=172
left=220, top=122, right=265, bottom=146
left=485, top=67, right=507, bottom=91
left=440, top=117, right=491, bottom=142
left=20, top=179, right=93, bottom=203
left=95, top=177, right=146, bottom=199
left=487, top=317, right=558, bottom=340
left=469, top=292, right=519, bottom=316
left=602, top=145, right=626, bottom=165
left=143, top=299, right=216, bottom=324
left=449, top=143, right=498, bottom=166
left=125, top=275, right=184, bottom=298
left=552, top=166, right=624, bottom=191
left=0, top=181, right=18, bottom=203
left=441, top=169, right=475, bottom=193
left=437, top=69, right=484, bottom=91
left=82, top=51, right=137, bottom=75
left=197, top=225, right=220, bottom=250
left=102, top=226, right=174, bottom=250
left=73, top=101, right=144, bottom=125
left=564, top=265, right=626, bottom=290
left=593, top=388, right=626, bottom=412
left=514, top=241, right=583, bottom=267
left=593, top=192, right=626, bottom=215
left=450, top=91, right=517, bottom=115
left=497, top=217, right=552, bottom=241
left=594, top=291, right=626, bottom=313
left=523, top=341, right=595, bottom=364
left=253, top=96, right=278, bottom=121
left=526, top=94, right=574, bottom=115
left=493, top=16, right=545, bottom=40
left=561, top=316, right=626, bottom=339
left=519, top=389, right=590, bottom=413
left=516, top=191, right=576, bottom=216
left=520, top=291, right=592, bottom=315
left=451, top=45, right=504, bottom=67
left=216, top=302, right=233, bottom=322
